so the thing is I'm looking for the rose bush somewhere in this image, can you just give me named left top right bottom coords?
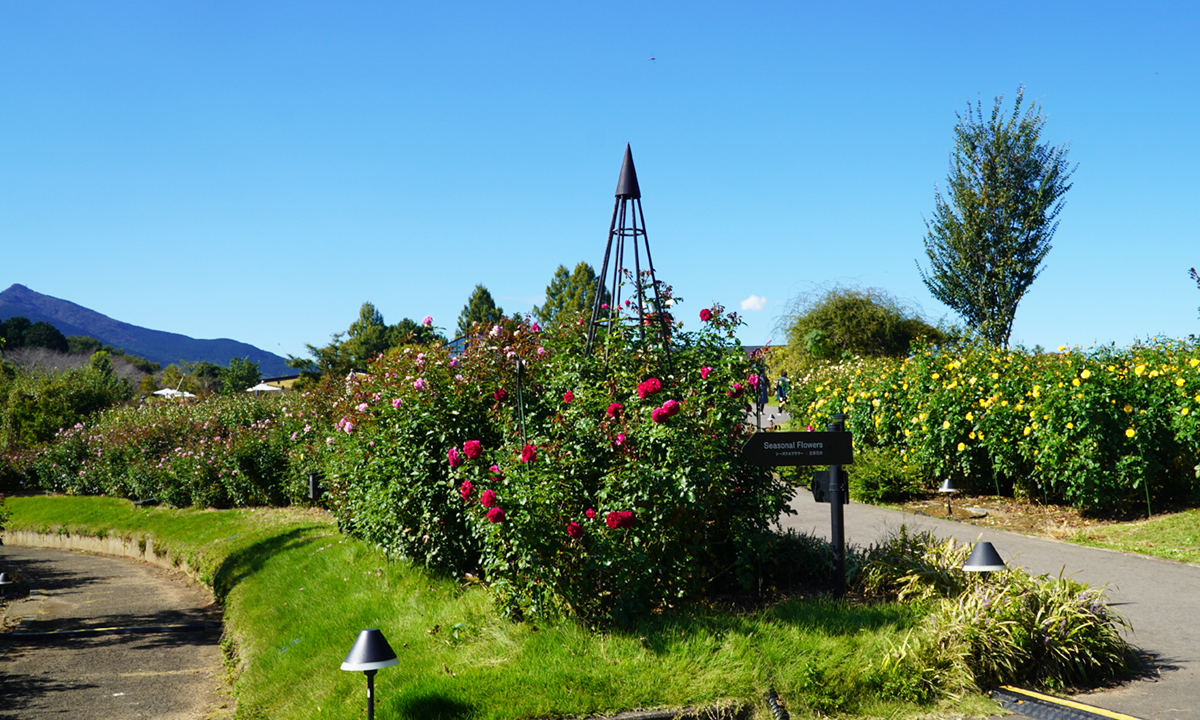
left=321, top=291, right=790, bottom=624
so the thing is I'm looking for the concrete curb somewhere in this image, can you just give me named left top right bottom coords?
left=1, top=528, right=202, bottom=580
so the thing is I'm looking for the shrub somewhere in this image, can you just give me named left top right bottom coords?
left=788, top=339, right=1200, bottom=514
left=848, top=446, right=921, bottom=504
left=322, top=291, right=792, bottom=624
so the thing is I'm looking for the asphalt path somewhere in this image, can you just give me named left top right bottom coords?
left=780, top=490, right=1200, bottom=720
left=0, top=546, right=224, bottom=720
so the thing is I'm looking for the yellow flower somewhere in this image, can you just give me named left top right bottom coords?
left=942, top=420, right=950, bottom=430
left=965, top=412, right=974, bottom=421
left=969, top=431, right=976, bottom=439
left=1135, top=365, right=1146, bottom=376
left=1023, top=426, right=1032, bottom=436
left=1177, top=378, right=1186, bottom=387
left=977, top=431, right=984, bottom=439
left=1108, top=365, right=1115, bottom=372
left=1057, top=345, right=1067, bottom=352
left=1125, top=428, right=1136, bottom=438
left=1072, top=378, right=1081, bottom=387
left=1066, top=422, right=1074, bottom=429
left=1081, top=369, right=1091, bottom=379
left=957, top=442, right=966, bottom=452
left=1181, top=407, right=1191, bottom=416
left=1124, top=404, right=1133, bottom=414
left=990, top=372, right=1000, bottom=379
left=932, top=373, right=940, bottom=379
left=1191, top=358, right=1199, bottom=368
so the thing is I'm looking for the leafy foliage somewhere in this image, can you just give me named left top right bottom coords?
left=788, top=339, right=1200, bottom=514
left=218, top=357, right=261, bottom=395
left=323, top=291, right=791, bottom=624
left=288, top=302, right=444, bottom=384
left=0, top=361, right=133, bottom=452
left=0, top=316, right=69, bottom=353
left=918, top=86, right=1075, bottom=347
left=770, top=285, right=951, bottom=380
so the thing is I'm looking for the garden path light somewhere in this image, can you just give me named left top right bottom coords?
left=938, top=478, right=957, bottom=517
left=963, top=541, right=1007, bottom=572
left=341, top=628, right=399, bottom=720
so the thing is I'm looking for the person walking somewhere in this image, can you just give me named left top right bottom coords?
left=775, top=371, right=790, bottom=412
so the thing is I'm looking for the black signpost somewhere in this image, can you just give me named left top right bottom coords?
left=743, top=413, right=853, bottom=599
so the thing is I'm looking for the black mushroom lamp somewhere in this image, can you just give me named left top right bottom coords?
left=341, top=628, right=399, bottom=719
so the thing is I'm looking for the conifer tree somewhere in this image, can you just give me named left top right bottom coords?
left=456, top=284, right=505, bottom=337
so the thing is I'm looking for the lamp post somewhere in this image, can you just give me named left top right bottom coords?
left=962, top=541, right=1007, bottom=573
left=341, top=628, right=399, bottom=720
left=938, top=478, right=958, bottom=518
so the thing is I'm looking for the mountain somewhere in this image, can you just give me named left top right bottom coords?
left=0, top=284, right=292, bottom=376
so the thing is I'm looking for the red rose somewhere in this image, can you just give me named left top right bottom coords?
left=606, top=510, right=635, bottom=529
left=494, top=388, right=508, bottom=402
left=463, top=440, right=482, bottom=459
left=567, top=521, right=582, bottom=539
left=520, top=444, right=537, bottom=463
left=481, top=489, right=498, bottom=508
left=447, top=447, right=462, bottom=468
left=700, top=366, right=713, bottom=379
left=487, top=507, right=506, bottom=524
left=585, top=508, right=596, bottom=519
left=563, top=391, right=574, bottom=404
left=607, top=402, right=624, bottom=419
left=728, top=383, right=744, bottom=398
left=699, top=308, right=713, bottom=322
left=459, top=480, right=474, bottom=500
left=651, top=407, right=667, bottom=423
left=489, top=464, right=504, bottom=481
left=637, top=378, right=662, bottom=399
left=662, top=399, right=681, bottom=417
left=605, top=511, right=621, bottom=529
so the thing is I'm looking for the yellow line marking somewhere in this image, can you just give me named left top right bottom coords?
left=1000, top=685, right=1143, bottom=720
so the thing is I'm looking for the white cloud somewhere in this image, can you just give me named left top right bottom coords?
left=740, top=294, right=767, bottom=311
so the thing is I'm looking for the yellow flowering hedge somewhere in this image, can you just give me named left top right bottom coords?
left=786, top=339, right=1200, bottom=513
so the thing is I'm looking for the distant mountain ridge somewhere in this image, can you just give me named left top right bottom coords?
left=0, top=284, right=291, bottom=376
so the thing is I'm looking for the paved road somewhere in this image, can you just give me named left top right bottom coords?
left=780, top=490, right=1200, bottom=720
left=0, top=546, right=224, bottom=720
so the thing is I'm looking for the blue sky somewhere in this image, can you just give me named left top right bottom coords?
left=2, top=2, right=1197, bottom=362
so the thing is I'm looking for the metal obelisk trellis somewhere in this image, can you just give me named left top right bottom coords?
left=585, top=144, right=673, bottom=374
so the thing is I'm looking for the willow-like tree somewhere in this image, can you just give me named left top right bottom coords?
left=918, top=86, right=1075, bottom=348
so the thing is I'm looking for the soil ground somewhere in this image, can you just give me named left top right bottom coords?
left=892, top=494, right=1121, bottom=541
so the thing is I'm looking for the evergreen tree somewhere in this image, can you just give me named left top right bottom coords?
left=219, top=357, right=261, bottom=394
left=456, top=284, right=505, bottom=337
left=918, top=86, right=1075, bottom=347
left=533, top=262, right=609, bottom=326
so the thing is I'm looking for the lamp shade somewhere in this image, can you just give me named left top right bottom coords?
left=0, top=572, right=12, bottom=585
left=963, top=541, right=1007, bottom=572
left=938, top=478, right=957, bottom=493
left=341, top=629, right=400, bottom=671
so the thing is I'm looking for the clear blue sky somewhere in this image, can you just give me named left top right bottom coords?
left=3, top=2, right=1197, bottom=362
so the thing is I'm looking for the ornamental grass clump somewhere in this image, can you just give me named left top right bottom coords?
left=322, top=288, right=791, bottom=625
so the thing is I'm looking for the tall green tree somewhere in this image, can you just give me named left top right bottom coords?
left=288, top=302, right=445, bottom=384
left=456, top=284, right=505, bottom=337
left=918, top=86, right=1075, bottom=348
left=533, top=262, right=610, bottom=326
left=219, top=357, right=262, bottom=395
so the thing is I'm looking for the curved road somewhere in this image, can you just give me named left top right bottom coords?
left=0, top=546, right=224, bottom=720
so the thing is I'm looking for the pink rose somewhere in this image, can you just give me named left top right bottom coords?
left=567, top=521, right=582, bottom=539
left=494, top=388, right=508, bottom=402
left=537, top=347, right=546, bottom=356
left=481, top=489, right=498, bottom=508
left=447, top=447, right=461, bottom=468
left=489, top=464, right=504, bottom=481
left=463, top=440, right=482, bottom=459
left=531, top=321, right=541, bottom=332
left=422, top=315, right=433, bottom=327
left=392, top=398, right=403, bottom=409
left=607, top=402, right=623, bottom=419
left=460, top=480, right=474, bottom=500
left=520, top=444, right=537, bottom=463
left=487, top=507, right=506, bottom=524
left=700, top=366, right=713, bottom=379
left=699, top=308, right=713, bottom=322
left=356, top=402, right=369, bottom=412
left=413, top=378, right=425, bottom=390
left=449, top=356, right=459, bottom=367
left=615, top=432, right=626, bottom=446
left=585, top=508, right=596, bottom=519
left=563, top=391, right=574, bottom=404
left=747, top=374, right=760, bottom=388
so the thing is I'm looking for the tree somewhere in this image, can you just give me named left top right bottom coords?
left=773, top=285, right=951, bottom=375
left=219, top=357, right=261, bottom=395
left=533, top=262, right=610, bottom=326
left=0, top=317, right=32, bottom=349
left=456, top=284, right=505, bottom=337
left=288, top=302, right=446, bottom=385
left=67, top=335, right=103, bottom=355
left=918, top=86, right=1075, bottom=348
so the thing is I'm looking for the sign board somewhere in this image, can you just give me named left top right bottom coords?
left=742, top=432, right=854, bottom=467
left=811, top=469, right=849, bottom=504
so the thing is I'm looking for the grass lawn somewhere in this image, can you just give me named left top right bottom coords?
left=0, top=495, right=1003, bottom=720
left=1071, top=507, right=1200, bottom=565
